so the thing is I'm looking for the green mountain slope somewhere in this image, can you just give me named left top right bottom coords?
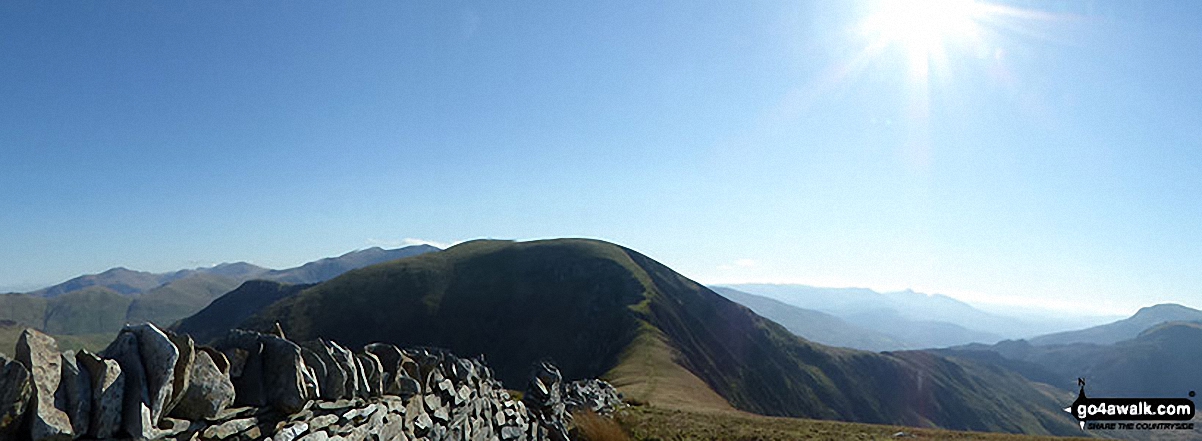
left=172, top=280, right=312, bottom=344
left=180, top=238, right=1079, bottom=435
left=0, top=287, right=130, bottom=335
left=1028, top=303, right=1202, bottom=346
left=125, top=273, right=243, bottom=326
left=0, top=292, right=48, bottom=325
left=41, top=286, right=132, bottom=334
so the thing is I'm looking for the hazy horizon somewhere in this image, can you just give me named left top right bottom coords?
left=0, top=237, right=1160, bottom=319
left=3, top=1, right=1200, bottom=318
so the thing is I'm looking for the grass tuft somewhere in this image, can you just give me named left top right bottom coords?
left=572, top=410, right=631, bottom=441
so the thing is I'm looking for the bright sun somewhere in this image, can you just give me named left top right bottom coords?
left=862, top=0, right=988, bottom=76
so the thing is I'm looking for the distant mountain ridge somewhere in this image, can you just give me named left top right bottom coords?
left=721, top=284, right=1008, bottom=348
left=23, top=245, right=440, bottom=298
left=173, top=239, right=1080, bottom=435
left=0, top=244, right=439, bottom=352
left=939, top=320, right=1202, bottom=399
left=260, top=245, right=440, bottom=284
left=712, top=287, right=908, bottom=351
left=29, top=267, right=193, bottom=297
left=723, top=283, right=1115, bottom=344
left=1028, top=303, right=1202, bottom=346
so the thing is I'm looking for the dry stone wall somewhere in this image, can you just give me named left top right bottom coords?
left=0, top=324, right=624, bottom=441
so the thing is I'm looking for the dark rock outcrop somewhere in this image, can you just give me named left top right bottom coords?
left=214, top=330, right=265, bottom=407
left=75, top=350, right=123, bottom=439
left=354, top=352, right=383, bottom=398
left=59, top=352, right=91, bottom=436
left=0, top=354, right=32, bottom=440
left=524, top=361, right=568, bottom=441
left=299, top=340, right=346, bottom=400
left=364, top=343, right=402, bottom=394
left=258, top=334, right=314, bottom=413
left=100, top=330, right=155, bottom=439
left=163, top=331, right=195, bottom=417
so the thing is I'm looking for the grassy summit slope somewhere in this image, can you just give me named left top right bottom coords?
left=212, top=239, right=1076, bottom=435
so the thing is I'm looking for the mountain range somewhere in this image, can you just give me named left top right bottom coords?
left=721, top=284, right=1119, bottom=349
left=711, top=287, right=908, bottom=351
left=8, top=237, right=1198, bottom=437
left=0, top=245, right=438, bottom=352
left=936, top=303, right=1202, bottom=398
left=1028, top=303, right=1202, bottom=346
left=172, top=239, right=1080, bottom=435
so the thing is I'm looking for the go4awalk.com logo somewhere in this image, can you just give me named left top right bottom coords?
left=1066, top=378, right=1196, bottom=431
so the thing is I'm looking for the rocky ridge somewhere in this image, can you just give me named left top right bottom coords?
left=0, top=324, right=623, bottom=441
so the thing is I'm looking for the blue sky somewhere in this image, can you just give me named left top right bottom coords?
left=1, top=1, right=1199, bottom=315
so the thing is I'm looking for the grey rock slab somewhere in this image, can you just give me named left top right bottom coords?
left=431, top=406, right=449, bottom=423
left=423, top=394, right=441, bottom=412
left=286, top=408, right=314, bottom=423
left=260, top=334, right=312, bottom=413
left=412, top=412, right=433, bottom=437
left=275, top=421, right=309, bottom=441
left=298, top=429, right=330, bottom=441
left=364, top=343, right=402, bottom=394
left=208, top=405, right=257, bottom=422
left=202, top=416, right=257, bottom=439
left=126, top=323, right=179, bottom=425
left=164, top=331, right=195, bottom=417
left=75, top=350, right=123, bottom=438
left=376, top=414, right=406, bottom=441
left=158, top=416, right=191, bottom=437
left=397, top=353, right=419, bottom=389
left=59, top=351, right=90, bottom=436
left=308, top=414, right=339, bottom=431
left=395, top=375, right=420, bottom=400
left=300, top=347, right=327, bottom=400
left=102, top=330, right=155, bottom=439
left=169, top=350, right=235, bottom=420
left=300, top=341, right=346, bottom=401
left=354, top=352, right=384, bottom=398
left=326, top=341, right=360, bottom=399
left=216, top=330, right=266, bottom=407
left=350, top=354, right=369, bottom=399
left=316, top=399, right=354, bottom=411
left=197, top=346, right=230, bottom=375
left=16, top=328, right=72, bottom=441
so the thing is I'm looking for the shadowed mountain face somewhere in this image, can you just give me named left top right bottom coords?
left=939, top=321, right=1202, bottom=398
left=1029, top=303, right=1202, bottom=346
left=173, top=280, right=313, bottom=344
left=178, top=239, right=1080, bottom=435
